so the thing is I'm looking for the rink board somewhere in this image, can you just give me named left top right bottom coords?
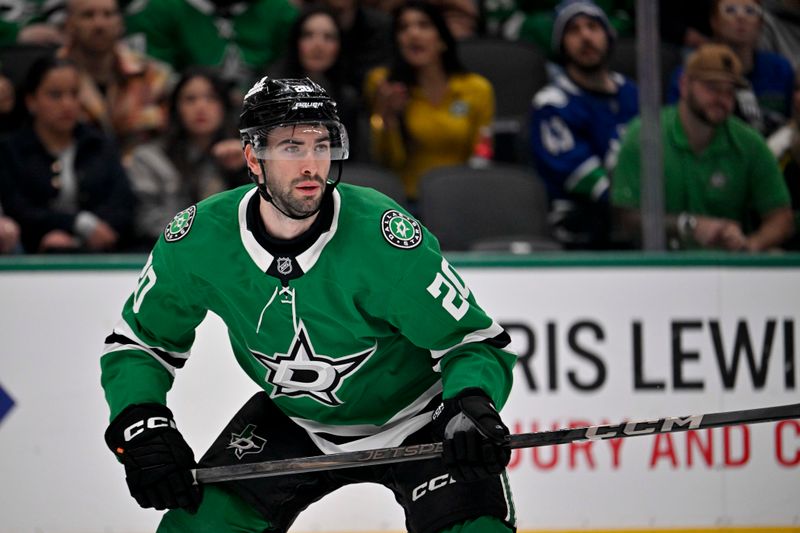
left=0, top=253, right=798, bottom=532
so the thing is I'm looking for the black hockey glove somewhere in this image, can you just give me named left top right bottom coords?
left=105, top=403, right=202, bottom=512
left=434, top=388, right=511, bottom=482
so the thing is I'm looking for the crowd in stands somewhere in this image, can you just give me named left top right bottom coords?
left=0, top=0, right=797, bottom=254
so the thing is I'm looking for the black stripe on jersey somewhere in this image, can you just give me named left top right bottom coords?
left=313, top=431, right=370, bottom=445
left=105, top=332, right=188, bottom=369
left=481, top=330, right=511, bottom=350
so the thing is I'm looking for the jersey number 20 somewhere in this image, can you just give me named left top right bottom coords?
left=426, top=259, right=470, bottom=321
left=133, top=254, right=157, bottom=313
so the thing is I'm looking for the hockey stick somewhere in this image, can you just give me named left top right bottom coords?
left=193, top=402, right=800, bottom=484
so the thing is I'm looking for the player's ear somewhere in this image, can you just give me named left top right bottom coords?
left=244, top=144, right=262, bottom=177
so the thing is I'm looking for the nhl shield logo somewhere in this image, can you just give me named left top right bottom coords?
left=277, top=257, right=293, bottom=275
left=381, top=210, right=422, bottom=249
left=164, top=205, right=196, bottom=242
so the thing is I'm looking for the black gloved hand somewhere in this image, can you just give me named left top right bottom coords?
left=434, top=388, right=511, bottom=482
left=105, top=403, right=202, bottom=512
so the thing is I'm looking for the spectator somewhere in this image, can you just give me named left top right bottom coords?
left=58, top=0, right=174, bottom=160
left=364, top=1, right=494, bottom=203
left=613, top=44, right=794, bottom=251
left=271, top=6, right=362, bottom=159
left=124, top=0, right=298, bottom=93
left=767, top=75, right=800, bottom=248
left=529, top=0, right=638, bottom=248
left=759, top=0, right=800, bottom=71
left=0, top=55, right=135, bottom=253
left=666, top=0, right=796, bottom=136
left=321, top=0, right=392, bottom=94
left=127, top=67, right=247, bottom=249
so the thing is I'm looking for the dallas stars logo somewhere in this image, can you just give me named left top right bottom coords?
left=250, top=321, right=375, bottom=406
left=227, top=424, right=266, bottom=459
left=381, top=210, right=422, bottom=249
left=164, top=205, right=196, bottom=242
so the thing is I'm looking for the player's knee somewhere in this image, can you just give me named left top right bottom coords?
left=157, top=485, right=271, bottom=533
left=436, top=515, right=515, bottom=533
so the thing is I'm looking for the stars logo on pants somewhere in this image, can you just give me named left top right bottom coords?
left=250, top=321, right=375, bottom=406
left=227, top=424, right=266, bottom=459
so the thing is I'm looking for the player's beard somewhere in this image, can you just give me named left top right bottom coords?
left=268, top=175, right=327, bottom=219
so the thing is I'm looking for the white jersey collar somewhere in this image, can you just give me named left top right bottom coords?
left=238, top=187, right=341, bottom=275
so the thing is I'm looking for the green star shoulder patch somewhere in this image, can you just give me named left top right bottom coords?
left=381, top=209, right=422, bottom=249
left=164, top=205, right=197, bottom=242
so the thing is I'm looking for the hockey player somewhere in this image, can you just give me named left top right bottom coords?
left=529, top=0, right=639, bottom=248
left=100, top=76, right=517, bottom=532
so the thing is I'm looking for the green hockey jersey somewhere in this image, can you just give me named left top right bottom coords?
left=101, top=184, right=515, bottom=454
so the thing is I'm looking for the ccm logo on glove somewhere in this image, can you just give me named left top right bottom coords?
left=123, top=416, right=177, bottom=442
left=105, top=403, right=202, bottom=512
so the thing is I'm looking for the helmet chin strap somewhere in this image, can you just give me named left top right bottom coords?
left=255, top=159, right=343, bottom=221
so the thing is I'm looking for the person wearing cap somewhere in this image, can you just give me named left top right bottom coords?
left=666, top=0, right=796, bottom=136
left=529, top=0, right=639, bottom=248
left=612, top=43, right=794, bottom=251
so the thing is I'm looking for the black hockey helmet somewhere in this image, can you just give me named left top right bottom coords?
left=238, top=76, right=349, bottom=220
left=239, top=76, right=349, bottom=162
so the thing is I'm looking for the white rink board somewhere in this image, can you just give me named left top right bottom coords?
left=0, top=266, right=798, bottom=532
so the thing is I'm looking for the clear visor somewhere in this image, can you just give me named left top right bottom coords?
left=246, top=121, right=349, bottom=161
